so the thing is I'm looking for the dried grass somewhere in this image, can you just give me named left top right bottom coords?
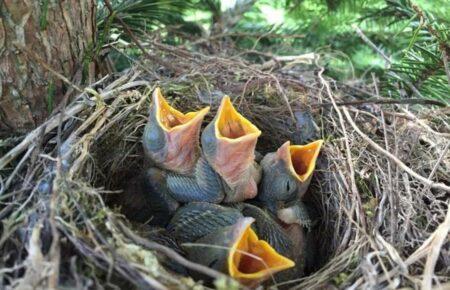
left=0, top=42, right=449, bottom=290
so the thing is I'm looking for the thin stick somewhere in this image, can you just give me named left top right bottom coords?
left=0, top=80, right=148, bottom=171
left=353, top=25, right=428, bottom=100
left=353, top=25, right=391, bottom=66
left=190, top=31, right=305, bottom=46
left=342, top=107, right=450, bottom=192
left=373, top=73, right=397, bottom=243
left=0, top=145, right=34, bottom=196
left=422, top=142, right=450, bottom=193
left=442, top=49, right=450, bottom=86
left=312, top=98, right=447, bottom=108
left=318, top=69, right=367, bottom=230
left=117, top=221, right=229, bottom=281
left=422, top=203, right=450, bottom=289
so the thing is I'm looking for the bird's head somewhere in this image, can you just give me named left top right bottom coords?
left=185, top=216, right=295, bottom=287
left=227, top=217, right=296, bottom=286
left=258, top=140, right=323, bottom=205
left=201, top=96, right=261, bottom=201
left=143, top=88, right=209, bottom=174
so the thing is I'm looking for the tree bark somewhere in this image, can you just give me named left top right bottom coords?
left=0, top=0, right=96, bottom=136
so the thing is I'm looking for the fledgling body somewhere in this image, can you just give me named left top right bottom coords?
left=140, top=89, right=263, bottom=225
left=255, top=139, right=323, bottom=281
left=167, top=202, right=296, bottom=287
left=139, top=88, right=210, bottom=222
left=258, top=140, right=323, bottom=227
left=144, top=89, right=262, bottom=204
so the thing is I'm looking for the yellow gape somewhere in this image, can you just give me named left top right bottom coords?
left=288, top=140, right=324, bottom=182
left=154, top=87, right=209, bottom=132
left=228, top=222, right=295, bottom=285
left=215, top=96, right=261, bottom=141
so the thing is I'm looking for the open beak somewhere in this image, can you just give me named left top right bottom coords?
left=183, top=217, right=295, bottom=287
left=202, top=96, right=261, bottom=201
left=285, top=140, right=323, bottom=183
left=215, top=96, right=261, bottom=142
left=227, top=218, right=295, bottom=286
left=144, top=88, right=209, bottom=174
left=277, top=140, right=323, bottom=198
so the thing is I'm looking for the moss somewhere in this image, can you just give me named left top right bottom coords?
left=46, top=80, right=55, bottom=113
left=332, top=272, right=350, bottom=286
left=39, top=0, right=50, bottom=30
left=214, top=276, right=241, bottom=290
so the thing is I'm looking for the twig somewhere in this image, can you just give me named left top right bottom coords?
left=312, top=97, right=447, bottom=108
left=117, top=221, right=230, bottom=281
left=318, top=69, right=367, bottom=231
left=422, top=142, right=450, bottom=193
left=0, top=80, right=147, bottom=171
left=373, top=73, right=397, bottom=243
left=400, top=108, right=450, bottom=138
left=353, top=25, right=391, bottom=66
left=0, top=145, right=34, bottom=196
left=274, top=78, right=295, bottom=120
left=353, top=25, right=428, bottom=100
left=191, top=32, right=305, bottom=46
left=442, top=49, right=450, bottom=86
left=422, top=203, right=450, bottom=289
left=62, top=226, right=167, bottom=290
left=342, top=107, right=450, bottom=192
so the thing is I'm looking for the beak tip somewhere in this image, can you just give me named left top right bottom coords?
left=228, top=218, right=296, bottom=283
left=200, top=106, right=211, bottom=115
left=222, top=95, right=231, bottom=102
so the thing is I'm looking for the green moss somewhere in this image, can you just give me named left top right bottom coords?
left=46, top=81, right=55, bottom=113
left=214, top=276, right=240, bottom=290
left=332, top=272, right=349, bottom=286
left=39, top=0, right=50, bottom=30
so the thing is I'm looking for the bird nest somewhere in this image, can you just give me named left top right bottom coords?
left=0, top=43, right=449, bottom=290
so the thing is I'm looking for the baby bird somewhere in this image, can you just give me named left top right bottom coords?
left=167, top=202, right=295, bottom=287
left=143, top=87, right=210, bottom=175
left=258, top=140, right=323, bottom=227
left=138, top=88, right=210, bottom=222
left=201, top=96, right=262, bottom=202
left=146, top=90, right=262, bottom=204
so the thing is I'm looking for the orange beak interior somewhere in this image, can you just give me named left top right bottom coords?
left=215, top=96, right=261, bottom=141
left=228, top=223, right=295, bottom=282
left=154, top=88, right=209, bottom=131
left=289, top=140, right=323, bottom=182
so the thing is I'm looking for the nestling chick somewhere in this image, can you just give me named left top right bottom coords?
left=201, top=96, right=262, bottom=202
left=143, top=87, right=209, bottom=175
left=258, top=140, right=323, bottom=226
left=156, top=94, right=262, bottom=203
left=167, top=202, right=295, bottom=287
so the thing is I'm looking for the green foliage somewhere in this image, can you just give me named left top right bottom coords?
left=97, top=0, right=192, bottom=34
left=224, top=0, right=449, bottom=102
left=368, top=0, right=450, bottom=102
left=39, top=0, right=50, bottom=30
left=96, top=0, right=201, bottom=49
left=96, top=0, right=449, bottom=102
left=96, top=0, right=202, bottom=71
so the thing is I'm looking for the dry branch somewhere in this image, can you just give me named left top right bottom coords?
left=342, top=107, right=450, bottom=192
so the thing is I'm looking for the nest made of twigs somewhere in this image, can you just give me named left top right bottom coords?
left=0, top=43, right=449, bottom=290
